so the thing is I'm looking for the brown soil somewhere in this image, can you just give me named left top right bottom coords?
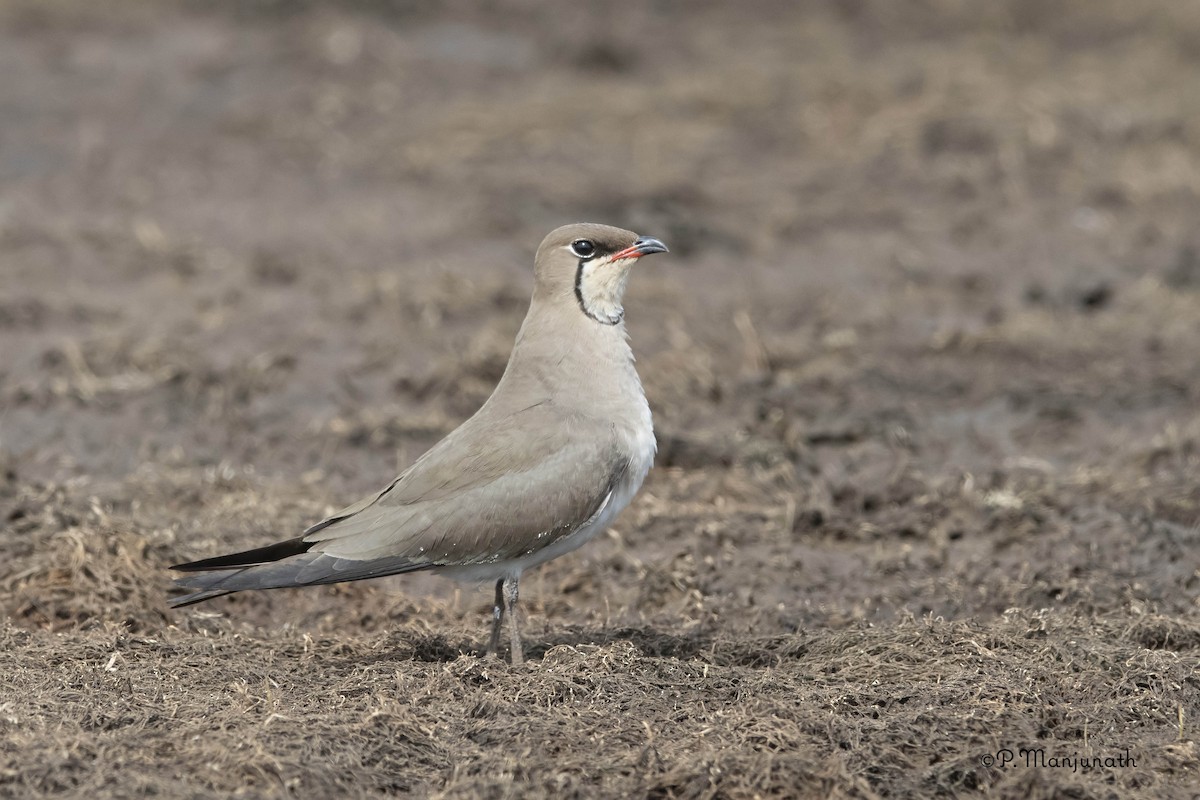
left=2, top=1, right=1200, bottom=797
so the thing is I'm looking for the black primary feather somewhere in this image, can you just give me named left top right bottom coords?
left=170, top=537, right=313, bottom=572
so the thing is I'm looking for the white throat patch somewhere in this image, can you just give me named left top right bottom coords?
left=575, top=258, right=633, bottom=325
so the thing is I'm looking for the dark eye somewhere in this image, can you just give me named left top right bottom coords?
left=570, top=239, right=596, bottom=259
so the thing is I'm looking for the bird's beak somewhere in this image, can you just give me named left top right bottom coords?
left=611, top=236, right=669, bottom=261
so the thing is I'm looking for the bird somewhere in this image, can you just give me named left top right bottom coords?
left=170, top=223, right=669, bottom=665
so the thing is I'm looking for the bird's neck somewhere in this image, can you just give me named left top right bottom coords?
left=502, top=299, right=644, bottom=407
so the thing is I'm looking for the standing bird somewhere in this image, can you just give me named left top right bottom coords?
left=171, top=223, right=668, bottom=665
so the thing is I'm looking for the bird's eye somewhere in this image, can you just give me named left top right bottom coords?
left=570, top=239, right=596, bottom=259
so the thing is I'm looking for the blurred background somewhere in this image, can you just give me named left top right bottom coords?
left=2, top=1, right=1199, bottom=797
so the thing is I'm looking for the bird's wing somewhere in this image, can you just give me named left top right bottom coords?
left=301, top=403, right=628, bottom=566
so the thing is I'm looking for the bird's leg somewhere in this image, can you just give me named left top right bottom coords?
left=485, top=578, right=505, bottom=658
left=502, top=575, right=524, bottom=666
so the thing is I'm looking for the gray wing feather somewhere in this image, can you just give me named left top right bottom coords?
left=302, top=406, right=624, bottom=566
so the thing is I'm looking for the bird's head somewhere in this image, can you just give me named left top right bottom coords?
left=533, top=223, right=669, bottom=325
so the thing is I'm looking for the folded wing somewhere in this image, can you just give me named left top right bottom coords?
left=171, top=404, right=624, bottom=604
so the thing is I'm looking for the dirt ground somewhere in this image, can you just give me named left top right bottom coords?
left=2, top=0, right=1200, bottom=797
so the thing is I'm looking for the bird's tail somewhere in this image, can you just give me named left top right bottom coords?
left=169, top=587, right=237, bottom=608
left=169, top=536, right=430, bottom=607
left=169, top=536, right=313, bottom=608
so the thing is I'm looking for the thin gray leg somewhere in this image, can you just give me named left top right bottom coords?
left=502, top=575, right=523, bottom=666
left=485, top=578, right=504, bottom=658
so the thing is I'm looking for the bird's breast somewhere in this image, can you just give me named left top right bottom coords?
left=614, top=374, right=656, bottom=497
